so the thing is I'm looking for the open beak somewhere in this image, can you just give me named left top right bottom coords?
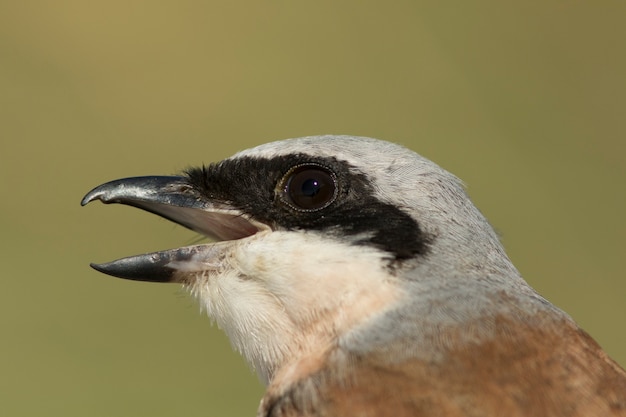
left=81, top=176, right=267, bottom=283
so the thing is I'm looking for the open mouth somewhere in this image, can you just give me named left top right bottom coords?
left=81, top=176, right=268, bottom=282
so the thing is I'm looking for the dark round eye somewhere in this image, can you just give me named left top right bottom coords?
left=280, top=164, right=338, bottom=211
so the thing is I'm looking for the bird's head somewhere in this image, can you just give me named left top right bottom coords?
left=82, top=135, right=537, bottom=385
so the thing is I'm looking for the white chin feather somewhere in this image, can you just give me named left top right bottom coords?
left=184, top=231, right=398, bottom=385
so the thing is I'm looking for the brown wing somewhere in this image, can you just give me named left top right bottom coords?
left=261, top=317, right=626, bottom=417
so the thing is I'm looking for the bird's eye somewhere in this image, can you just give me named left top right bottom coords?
left=279, top=164, right=338, bottom=211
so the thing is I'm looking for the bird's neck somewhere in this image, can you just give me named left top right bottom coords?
left=265, top=271, right=571, bottom=391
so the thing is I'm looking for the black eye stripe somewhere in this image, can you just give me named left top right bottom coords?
left=184, top=154, right=429, bottom=262
left=279, top=164, right=338, bottom=212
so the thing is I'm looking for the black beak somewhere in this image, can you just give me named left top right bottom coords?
left=82, top=176, right=263, bottom=282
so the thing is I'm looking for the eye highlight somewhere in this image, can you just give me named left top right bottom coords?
left=279, top=164, right=338, bottom=211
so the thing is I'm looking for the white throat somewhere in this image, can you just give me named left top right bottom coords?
left=187, top=231, right=401, bottom=384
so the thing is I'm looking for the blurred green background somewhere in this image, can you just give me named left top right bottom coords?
left=1, top=2, right=624, bottom=416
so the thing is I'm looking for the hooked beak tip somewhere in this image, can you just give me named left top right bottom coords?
left=81, top=192, right=100, bottom=206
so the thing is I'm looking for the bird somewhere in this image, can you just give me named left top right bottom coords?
left=82, top=135, right=626, bottom=417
